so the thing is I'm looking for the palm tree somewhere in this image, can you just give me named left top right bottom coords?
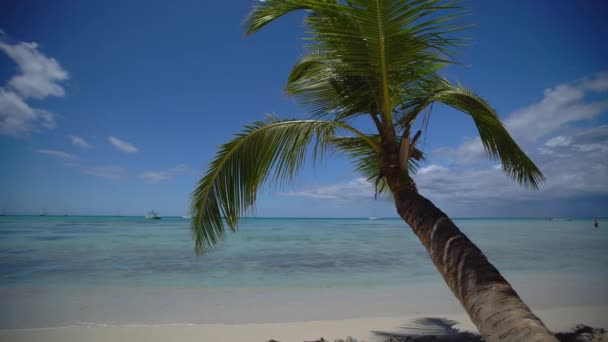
left=190, top=1, right=557, bottom=341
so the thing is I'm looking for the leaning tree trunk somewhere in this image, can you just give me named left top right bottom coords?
left=381, top=129, right=556, bottom=340
left=391, top=185, right=558, bottom=341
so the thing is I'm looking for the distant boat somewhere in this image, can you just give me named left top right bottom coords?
left=182, top=215, right=192, bottom=219
left=368, top=217, right=378, bottom=220
left=550, top=218, right=574, bottom=221
left=39, top=211, right=48, bottom=217
left=145, top=210, right=161, bottom=220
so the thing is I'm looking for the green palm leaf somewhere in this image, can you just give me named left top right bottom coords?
left=398, top=78, right=545, bottom=188
left=246, top=0, right=465, bottom=129
left=192, top=2, right=554, bottom=338
left=245, top=0, right=343, bottom=35
left=332, top=135, right=423, bottom=197
left=193, top=0, right=544, bottom=255
left=287, top=55, right=379, bottom=122
left=190, top=116, right=379, bottom=253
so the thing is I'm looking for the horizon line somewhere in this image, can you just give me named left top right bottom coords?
left=0, top=214, right=604, bottom=220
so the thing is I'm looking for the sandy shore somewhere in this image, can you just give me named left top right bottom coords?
left=1, top=272, right=606, bottom=341
left=1, top=305, right=607, bottom=342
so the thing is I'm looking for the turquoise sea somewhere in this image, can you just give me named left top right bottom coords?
left=1, top=216, right=607, bottom=289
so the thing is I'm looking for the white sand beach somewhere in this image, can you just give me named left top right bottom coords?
left=1, top=306, right=607, bottom=342
left=1, top=272, right=606, bottom=341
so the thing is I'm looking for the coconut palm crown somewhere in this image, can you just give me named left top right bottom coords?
left=191, top=0, right=543, bottom=251
left=191, top=1, right=555, bottom=341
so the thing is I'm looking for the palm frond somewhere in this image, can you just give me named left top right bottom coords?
left=287, top=54, right=378, bottom=122
left=245, top=0, right=466, bottom=129
left=245, top=0, right=343, bottom=35
left=340, top=0, right=465, bottom=123
left=190, top=116, right=377, bottom=253
left=332, top=135, right=422, bottom=197
left=397, top=79, right=545, bottom=188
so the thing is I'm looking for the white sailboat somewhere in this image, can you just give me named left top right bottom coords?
left=145, top=210, right=161, bottom=220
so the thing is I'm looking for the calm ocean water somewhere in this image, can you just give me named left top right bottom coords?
left=1, top=216, right=607, bottom=289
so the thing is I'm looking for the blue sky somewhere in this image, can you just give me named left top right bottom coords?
left=0, top=0, right=607, bottom=217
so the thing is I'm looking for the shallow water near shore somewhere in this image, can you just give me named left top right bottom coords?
left=1, top=216, right=607, bottom=328
left=1, top=216, right=607, bottom=288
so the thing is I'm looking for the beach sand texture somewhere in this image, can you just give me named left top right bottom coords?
left=1, top=217, right=607, bottom=341
left=2, top=272, right=607, bottom=341
left=1, top=306, right=607, bottom=342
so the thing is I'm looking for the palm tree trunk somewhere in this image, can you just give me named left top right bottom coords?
left=391, top=186, right=558, bottom=342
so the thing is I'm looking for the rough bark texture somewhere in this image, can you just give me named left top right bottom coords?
left=391, top=186, right=558, bottom=341
left=379, top=131, right=557, bottom=341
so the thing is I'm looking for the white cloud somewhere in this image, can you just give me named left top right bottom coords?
left=279, top=73, right=608, bottom=215
left=37, top=149, right=78, bottom=160
left=141, top=164, right=191, bottom=183
left=69, top=135, right=92, bottom=149
left=62, top=162, right=127, bottom=180
left=280, top=177, right=375, bottom=200
left=0, top=35, right=67, bottom=136
left=572, top=143, right=608, bottom=153
left=81, top=165, right=126, bottom=180
left=0, top=89, right=33, bottom=118
left=418, top=164, right=448, bottom=175
left=505, top=72, right=608, bottom=143
left=416, top=123, right=608, bottom=208
left=544, top=136, right=572, bottom=147
left=108, top=136, right=138, bottom=153
left=0, top=41, right=69, bottom=99
left=435, top=72, right=608, bottom=166
left=584, top=72, right=608, bottom=92
left=433, top=137, right=485, bottom=165
left=0, top=89, right=55, bottom=135
left=412, top=125, right=608, bottom=207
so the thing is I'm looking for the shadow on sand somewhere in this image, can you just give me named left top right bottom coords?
left=269, top=318, right=606, bottom=342
left=371, top=317, right=606, bottom=342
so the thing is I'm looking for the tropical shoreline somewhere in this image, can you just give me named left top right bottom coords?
left=1, top=271, right=607, bottom=340
left=1, top=305, right=607, bottom=342
left=2, top=216, right=607, bottom=341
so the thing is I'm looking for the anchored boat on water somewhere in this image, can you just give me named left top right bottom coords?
left=145, top=210, right=161, bottom=220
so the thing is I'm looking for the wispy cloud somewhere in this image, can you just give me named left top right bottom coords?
left=0, top=34, right=68, bottom=136
left=69, top=135, right=92, bottom=149
left=36, top=147, right=127, bottom=180
left=80, top=165, right=126, bottom=180
left=417, top=73, right=608, bottom=213
left=281, top=177, right=376, bottom=200
left=506, top=72, right=608, bottom=143
left=279, top=73, right=608, bottom=216
left=418, top=164, right=448, bottom=175
left=141, top=164, right=191, bottom=183
left=433, top=137, right=485, bottom=165
left=417, top=126, right=608, bottom=202
left=37, top=149, right=78, bottom=161
left=62, top=162, right=127, bottom=180
left=544, top=136, right=572, bottom=148
left=434, top=72, right=608, bottom=165
left=432, top=72, right=608, bottom=164
left=108, top=136, right=138, bottom=154
left=0, top=41, right=69, bottom=99
left=0, top=86, right=56, bottom=136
